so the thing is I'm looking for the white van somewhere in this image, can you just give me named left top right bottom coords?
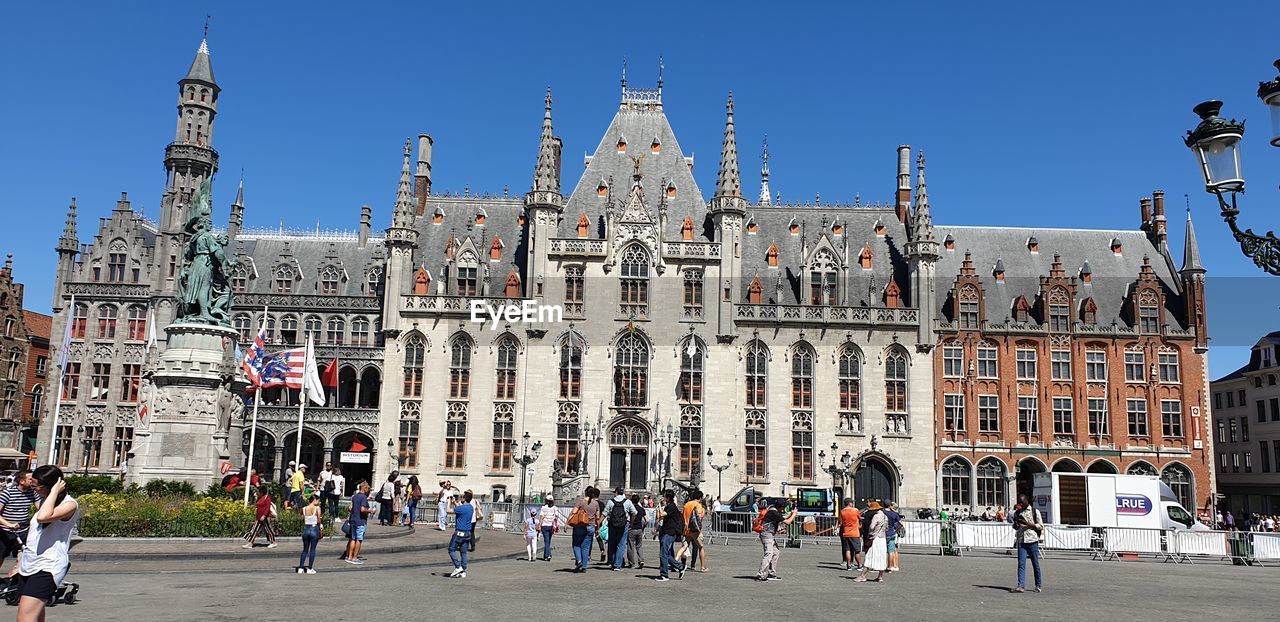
left=1031, top=472, right=1205, bottom=531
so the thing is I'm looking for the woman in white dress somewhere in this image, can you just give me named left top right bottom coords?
left=855, top=500, right=888, bottom=582
left=14, top=465, right=80, bottom=621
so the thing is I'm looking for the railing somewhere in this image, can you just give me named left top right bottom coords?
left=400, top=295, right=533, bottom=317
left=662, top=241, right=721, bottom=260
left=549, top=239, right=607, bottom=257
left=735, top=304, right=919, bottom=327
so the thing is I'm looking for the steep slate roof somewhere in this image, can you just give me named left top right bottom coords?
left=741, top=205, right=907, bottom=306
left=412, top=195, right=528, bottom=294
left=234, top=233, right=385, bottom=297
left=183, top=39, right=217, bottom=86
left=562, top=103, right=707, bottom=241
left=933, top=226, right=1186, bottom=330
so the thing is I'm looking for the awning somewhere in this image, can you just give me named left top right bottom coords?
left=0, top=448, right=29, bottom=460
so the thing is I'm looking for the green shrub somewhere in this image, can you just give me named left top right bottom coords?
left=76, top=488, right=306, bottom=538
left=142, top=479, right=196, bottom=498
left=64, top=475, right=123, bottom=497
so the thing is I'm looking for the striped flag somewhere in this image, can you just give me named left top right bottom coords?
left=241, top=325, right=270, bottom=387
left=260, top=347, right=306, bottom=389
left=56, top=295, right=75, bottom=371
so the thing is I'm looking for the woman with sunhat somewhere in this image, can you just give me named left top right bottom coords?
left=855, top=500, right=888, bottom=582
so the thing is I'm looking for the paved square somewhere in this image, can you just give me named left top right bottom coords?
left=60, top=528, right=1275, bottom=621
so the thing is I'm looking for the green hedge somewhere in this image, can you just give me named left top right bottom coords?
left=64, top=475, right=124, bottom=497
left=76, top=491, right=305, bottom=538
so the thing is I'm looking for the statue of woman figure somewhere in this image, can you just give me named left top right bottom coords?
left=176, top=179, right=234, bottom=327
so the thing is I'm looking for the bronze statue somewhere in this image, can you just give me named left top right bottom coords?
left=175, top=179, right=236, bottom=327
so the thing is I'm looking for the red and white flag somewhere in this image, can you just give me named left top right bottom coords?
left=260, top=347, right=307, bottom=389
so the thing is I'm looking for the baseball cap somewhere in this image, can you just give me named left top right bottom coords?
left=298, top=464, right=307, bottom=470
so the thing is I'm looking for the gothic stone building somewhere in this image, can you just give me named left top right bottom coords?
left=0, top=256, right=42, bottom=456
left=36, top=37, right=1214, bottom=510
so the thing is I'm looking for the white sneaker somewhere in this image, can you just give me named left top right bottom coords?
left=266, top=543, right=278, bottom=549
left=305, top=569, right=316, bottom=575
left=296, top=568, right=304, bottom=574
left=458, top=571, right=466, bottom=579
left=242, top=544, right=253, bottom=549
left=449, top=568, right=462, bottom=577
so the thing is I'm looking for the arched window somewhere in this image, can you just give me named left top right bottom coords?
left=958, top=284, right=980, bottom=329
left=366, top=267, right=383, bottom=296
left=885, top=350, right=909, bottom=434
left=791, top=343, right=815, bottom=409
left=303, top=316, right=322, bottom=340
left=744, top=410, right=767, bottom=480
left=1127, top=461, right=1158, bottom=476
left=403, top=335, right=425, bottom=398
left=449, top=336, right=472, bottom=400
left=320, top=265, right=341, bottom=295
left=791, top=411, right=814, bottom=480
left=682, top=270, right=703, bottom=319
left=1161, top=464, right=1194, bottom=510
left=96, top=305, right=118, bottom=339
left=620, top=245, right=650, bottom=318
left=274, top=265, right=294, bottom=294
left=613, top=333, right=648, bottom=407
left=678, top=338, right=704, bottom=404
left=351, top=317, right=370, bottom=346
left=264, top=315, right=277, bottom=343
left=745, top=341, right=768, bottom=408
left=838, top=346, right=861, bottom=433
left=326, top=317, right=345, bottom=345
left=556, top=402, right=581, bottom=474
left=808, top=249, right=838, bottom=305
left=976, top=458, right=1007, bottom=508
left=107, top=241, right=128, bottom=282
left=1048, top=286, right=1071, bottom=332
left=942, top=457, right=972, bottom=507
left=495, top=336, right=519, bottom=400
left=70, top=303, right=88, bottom=339
left=559, top=331, right=583, bottom=400
left=29, top=385, right=43, bottom=420
left=126, top=305, right=147, bottom=341
left=564, top=266, right=584, bottom=316
left=678, top=338, right=704, bottom=478
left=279, top=315, right=299, bottom=345
left=233, top=314, right=252, bottom=341
left=1138, top=290, right=1160, bottom=334
left=231, top=266, right=249, bottom=294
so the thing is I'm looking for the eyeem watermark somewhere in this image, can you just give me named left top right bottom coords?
left=470, top=300, right=563, bottom=330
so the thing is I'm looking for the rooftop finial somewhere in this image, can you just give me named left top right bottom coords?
left=658, top=56, right=664, bottom=88
left=621, top=57, right=627, bottom=92
left=759, top=135, right=772, bottom=205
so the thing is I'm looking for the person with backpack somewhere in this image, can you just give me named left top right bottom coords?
left=677, top=490, right=706, bottom=572
left=603, top=487, right=637, bottom=571
left=401, top=476, right=422, bottom=527
left=754, top=498, right=796, bottom=582
left=625, top=493, right=647, bottom=569
left=1010, top=494, right=1044, bottom=593
left=654, top=489, right=686, bottom=582
left=568, top=487, right=601, bottom=573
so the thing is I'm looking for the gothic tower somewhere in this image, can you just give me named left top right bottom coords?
left=1180, top=210, right=1208, bottom=351
left=906, top=151, right=940, bottom=350
left=524, top=87, right=565, bottom=303
left=708, top=92, right=747, bottom=339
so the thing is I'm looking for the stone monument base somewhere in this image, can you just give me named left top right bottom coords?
left=126, top=323, right=238, bottom=490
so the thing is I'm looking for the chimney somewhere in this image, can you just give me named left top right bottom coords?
left=895, top=145, right=911, bottom=223
left=1151, top=190, right=1167, bottom=245
left=1139, top=197, right=1152, bottom=231
left=414, top=134, right=433, bottom=216
left=358, top=205, right=372, bottom=248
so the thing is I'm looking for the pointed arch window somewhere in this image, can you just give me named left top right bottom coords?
left=326, top=317, right=345, bottom=345
left=107, top=247, right=127, bottom=282
left=274, top=265, right=295, bottom=294
left=1138, top=290, right=1160, bottom=334
left=766, top=243, right=779, bottom=267
left=1081, top=297, right=1098, bottom=324
left=613, top=333, right=649, bottom=408
left=620, top=245, right=649, bottom=318
left=976, top=459, right=1007, bottom=507
left=809, top=249, right=838, bottom=306
left=351, top=317, right=371, bottom=346
left=745, top=410, right=767, bottom=480
left=682, top=270, right=703, bottom=319
left=958, top=284, right=980, bottom=329
left=746, top=341, right=768, bottom=408
left=449, top=337, right=472, bottom=400
left=559, top=332, right=583, bottom=400
left=495, top=336, right=519, bottom=400
left=303, top=316, right=322, bottom=341
left=445, top=402, right=468, bottom=470
left=320, top=265, right=341, bottom=295
left=233, top=314, right=252, bottom=342
left=455, top=252, right=479, bottom=297
left=70, top=303, right=88, bottom=339
left=679, top=405, right=703, bottom=478
left=366, top=267, right=383, bottom=296
left=942, top=457, right=972, bottom=507
left=564, top=266, right=584, bottom=316
left=1161, top=464, right=1193, bottom=510
left=748, top=278, right=764, bottom=305
left=791, top=343, right=815, bottom=409
left=679, top=339, right=704, bottom=404
left=791, top=411, right=814, bottom=481
left=403, top=335, right=425, bottom=397
left=278, top=315, right=299, bottom=345
left=885, top=350, right=909, bottom=433
left=838, top=346, right=862, bottom=433
left=96, top=305, right=117, bottom=339
left=126, top=305, right=147, bottom=341
left=1048, top=287, right=1071, bottom=332
left=231, top=266, right=249, bottom=293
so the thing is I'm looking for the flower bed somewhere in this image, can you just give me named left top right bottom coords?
left=77, top=491, right=304, bottom=538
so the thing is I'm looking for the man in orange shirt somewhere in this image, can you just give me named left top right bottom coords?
left=839, top=498, right=863, bottom=571
left=679, top=490, right=706, bottom=573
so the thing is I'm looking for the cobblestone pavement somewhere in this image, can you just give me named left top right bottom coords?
left=44, top=527, right=1275, bottom=621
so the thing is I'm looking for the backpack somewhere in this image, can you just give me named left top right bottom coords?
left=323, top=478, right=335, bottom=493
left=412, top=485, right=422, bottom=501
left=751, top=508, right=769, bottom=533
left=687, top=505, right=702, bottom=533
left=631, top=506, right=647, bottom=530
left=608, top=500, right=629, bottom=528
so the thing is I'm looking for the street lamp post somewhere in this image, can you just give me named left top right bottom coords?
left=1183, top=60, right=1280, bottom=275
left=76, top=425, right=90, bottom=477
left=579, top=421, right=601, bottom=484
left=514, top=432, right=543, bottom=507
left=707, top=448, right=733, bottom=501
left=839, top=451, right=854, bottom=498
left=818, top=442, right=842, bottom=491
left=659, top=422, right=678, bottom=483
left=386, top=438, right=396, bottom=475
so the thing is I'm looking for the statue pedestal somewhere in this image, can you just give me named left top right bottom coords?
left=127, top=323, right=238, bottom=490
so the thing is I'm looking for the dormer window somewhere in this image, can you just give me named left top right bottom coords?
left=597, top=180, right=608, bottom=197
left=833, top=223, right=843, bottom=235
left=490, top=237, right=503, bottom=261
left=577, top=213, right=591, bottom=238
left=1014, top=297, right=1031, bottom=323
left=651, top=138, right=661, bottom=154
left=617, top=135, right=627, bottom=153
left=874, top=222, right=885, bottom=236
left=1111, top=238, right=1122, bottom=255
left=944, top=234, right=955, bottom=251
left=504, top=272, right=521, bottom=297
left=993, top=261, right=1006, bottom=283
left=433, top=208, right=444, bottom=224
left=858, top=245, right=873, bottom=270
left=1027, top=237, right=1039, bottom=253
left=681, top=216, right=694, bottom=241
left=958, top=284, right=980, bottom=329
left=666, top=183, right=676, bottom=199
left=274, top=265, right=295, bottom=294
left=475, top=210, right=486, bottom=226
left=413, top=267, right=430, bottom=295
left=766, top=243, right=779, bottom=267
left=885, top=281, right=901, bottom=308
left=319, top=265, right=341, bottom=295
left=747, top=221, right=759, bottom=234
left=808, top=249, right=838, bottom=306
left=1081, top=297, right=1097, bottom=324
left=789, top=221, right=799, bottom=235
left=748, top=277, right=763, bottom=304
left=1047, top=286, right=1071, bottom=332
left=1138, top=290, right=1160, bottom=334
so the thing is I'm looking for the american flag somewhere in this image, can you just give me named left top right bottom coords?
left=260, top=347, right=306, bottom=389
left=241, top=325, right=269, bottom=387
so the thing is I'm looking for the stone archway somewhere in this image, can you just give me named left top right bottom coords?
left=241, top=428, right=275, bottom=477
left=1087, top=460, right=1118, bottom=474
left=608, top=419, right=650, bottom=492
left=282, top=429, right=325, bottom=480
left=331, top=430, right=376, bottom=496
left=1015, top=457, right=1047, bottom=500
left=853, top=454, right=899, bottom=505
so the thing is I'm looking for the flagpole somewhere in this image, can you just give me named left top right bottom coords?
left=243, top=305, right=267, bottom=506
left=46, top=294, right=74, bottom=468
left=294, top=332, right=310, bottom=468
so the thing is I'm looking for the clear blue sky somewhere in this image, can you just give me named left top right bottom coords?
left=2, top=1, right=1278, bottom=377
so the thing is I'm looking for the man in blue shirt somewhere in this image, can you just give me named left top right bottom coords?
left=883, top=501, right=904, bottom=572
left=343, top=481, right=372, bottom=565
left=448, top=489, right=477, bottom=578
